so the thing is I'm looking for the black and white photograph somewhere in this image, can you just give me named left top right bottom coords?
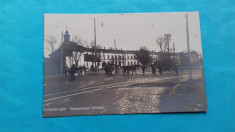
left=43, top=12, right=207, bottom=117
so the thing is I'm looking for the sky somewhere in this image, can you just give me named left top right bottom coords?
left=44, top=12, right=203, bottom=57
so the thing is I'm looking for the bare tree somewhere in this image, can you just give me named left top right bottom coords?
left=72, top=35, right=83, bottom=45
left=136, top=46, right=152, bottom=65
left=45, top=35, right=57, bottom=53
left=156, top=36, right=165, bottom=53
left=89, top=40, right=102, bottom=66
left=89, top=41, right=102, bottom=49
left=90, top=41, right=94, bottom=48
left=84, top=40, right=89, bottom=48
left=155, top=36, right=174, bottom=69
left=70, top=35, right=85, bottom=66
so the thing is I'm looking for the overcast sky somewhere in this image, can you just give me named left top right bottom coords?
left=44, top=12, right=203, bottom=57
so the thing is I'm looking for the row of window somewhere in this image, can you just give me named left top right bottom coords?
left=98, top=54, right=180, bottom=60
left=85, top=61, right=138, bottom=67
left=104, top=61, right=138, bottom=66
left=170, top=56, right=180, bottom=60
left=150, top=56, right=180, bottom=60
left=101, top=54, right=137, bottom=60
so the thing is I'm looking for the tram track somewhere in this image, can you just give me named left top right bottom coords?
left=43, top=74, right=194, bottom=102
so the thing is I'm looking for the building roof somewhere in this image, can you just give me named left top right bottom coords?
left=49, top=41, right=184, bottom=58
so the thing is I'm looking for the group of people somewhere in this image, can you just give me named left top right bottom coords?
left=104, top=64, right=115, bottom=75
left=64, top=64, right=85, bottom=82
left=148, top=64, right=179, bottom=76
left=65, top=63, right=179, bottom=82
left=122, top=65, right=138, bottom=76
left=141, top=64, right=163, bottom=75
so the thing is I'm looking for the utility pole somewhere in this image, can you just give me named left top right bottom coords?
left=164, top=34, right=171, bottom=71
left=125, top=51, right=127, bottom=66
left=94, top=18, right=97, bottom=72
left=173, top=42, right=176, bottom=63
left=186, top=13, right=192, bottom=79
left=114, top=39, right=117, bottom=74
left=60, top=31, right=63, bottom=75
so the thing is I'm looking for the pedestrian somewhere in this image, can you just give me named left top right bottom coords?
left=175, top=65, right=179, bottom=76
left=70, top=64, right=77, bottom=81
left=151, top=64, right=156, bottom=75
left=90, top=64, right=94, bottom=72
left=159, top=64, right=163, bottom=75
left=142, top=65, right=145, bottom=75
left=105, top=65, right=109, bottom=75
left=102, top=61, right=106, bottom=68
left=97, top=62, right=100, bottom=71
left=109, top=64, right=113, bottom=75
left=64, top=65, right=68, bottom=75
left=133, top=65, right=137, bottom=75
left=115, top=64, right=118, bottom=74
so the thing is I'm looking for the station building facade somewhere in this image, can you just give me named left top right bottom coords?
left=47, top=30, right=182, bottom=75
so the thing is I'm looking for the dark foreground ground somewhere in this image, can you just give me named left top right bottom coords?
left=43, top=69, right=207, bottom=117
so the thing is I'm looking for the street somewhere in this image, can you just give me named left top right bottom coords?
left=43, top=69, right=207, bottom=117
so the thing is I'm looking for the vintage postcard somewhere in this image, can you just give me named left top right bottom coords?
left=43, top=12, right=207, bottom=117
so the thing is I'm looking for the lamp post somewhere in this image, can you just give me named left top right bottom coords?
left=60, top=31, right=63, bottom=75
left=93, top=18, right=97, bottom=72
left=173, top=42, right=176, bottom=64
left=185, top=13, right=192, bottom=79
left=114, top=39, right=117, bottom=74
left=164, top=34, right=171, bottom=71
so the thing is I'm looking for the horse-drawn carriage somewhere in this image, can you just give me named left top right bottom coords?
left=67, top=65, right=86, bottom=76
left=121, top=65, right=139, bottom=76
left=104, top=64, right=115, bottom=75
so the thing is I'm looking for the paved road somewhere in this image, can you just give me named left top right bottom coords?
left=43, top=70, right=207, bottom=117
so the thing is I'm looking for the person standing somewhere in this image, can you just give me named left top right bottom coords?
left=90, top=64, right=94, bottom=72
left=97, top=62, right=100, bottom=71
left=159, top=64, right=163, bottom=75
left=142, top=65, right=145, bottom=75
left=70, top=64, right=77, bottom=82
left=151, top=64, right=156, bottom=75
left=175, top=65, right=179, bottom=76
left=64, top=65, right=68, bottom=75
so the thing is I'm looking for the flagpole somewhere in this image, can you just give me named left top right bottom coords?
left=94, top=18, right=97, bottom=72
left=114, top=39, right=117, bottom=73
left=60, top=31, right=63, bottom=75
left=186, top=13, right=192, bottom=79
